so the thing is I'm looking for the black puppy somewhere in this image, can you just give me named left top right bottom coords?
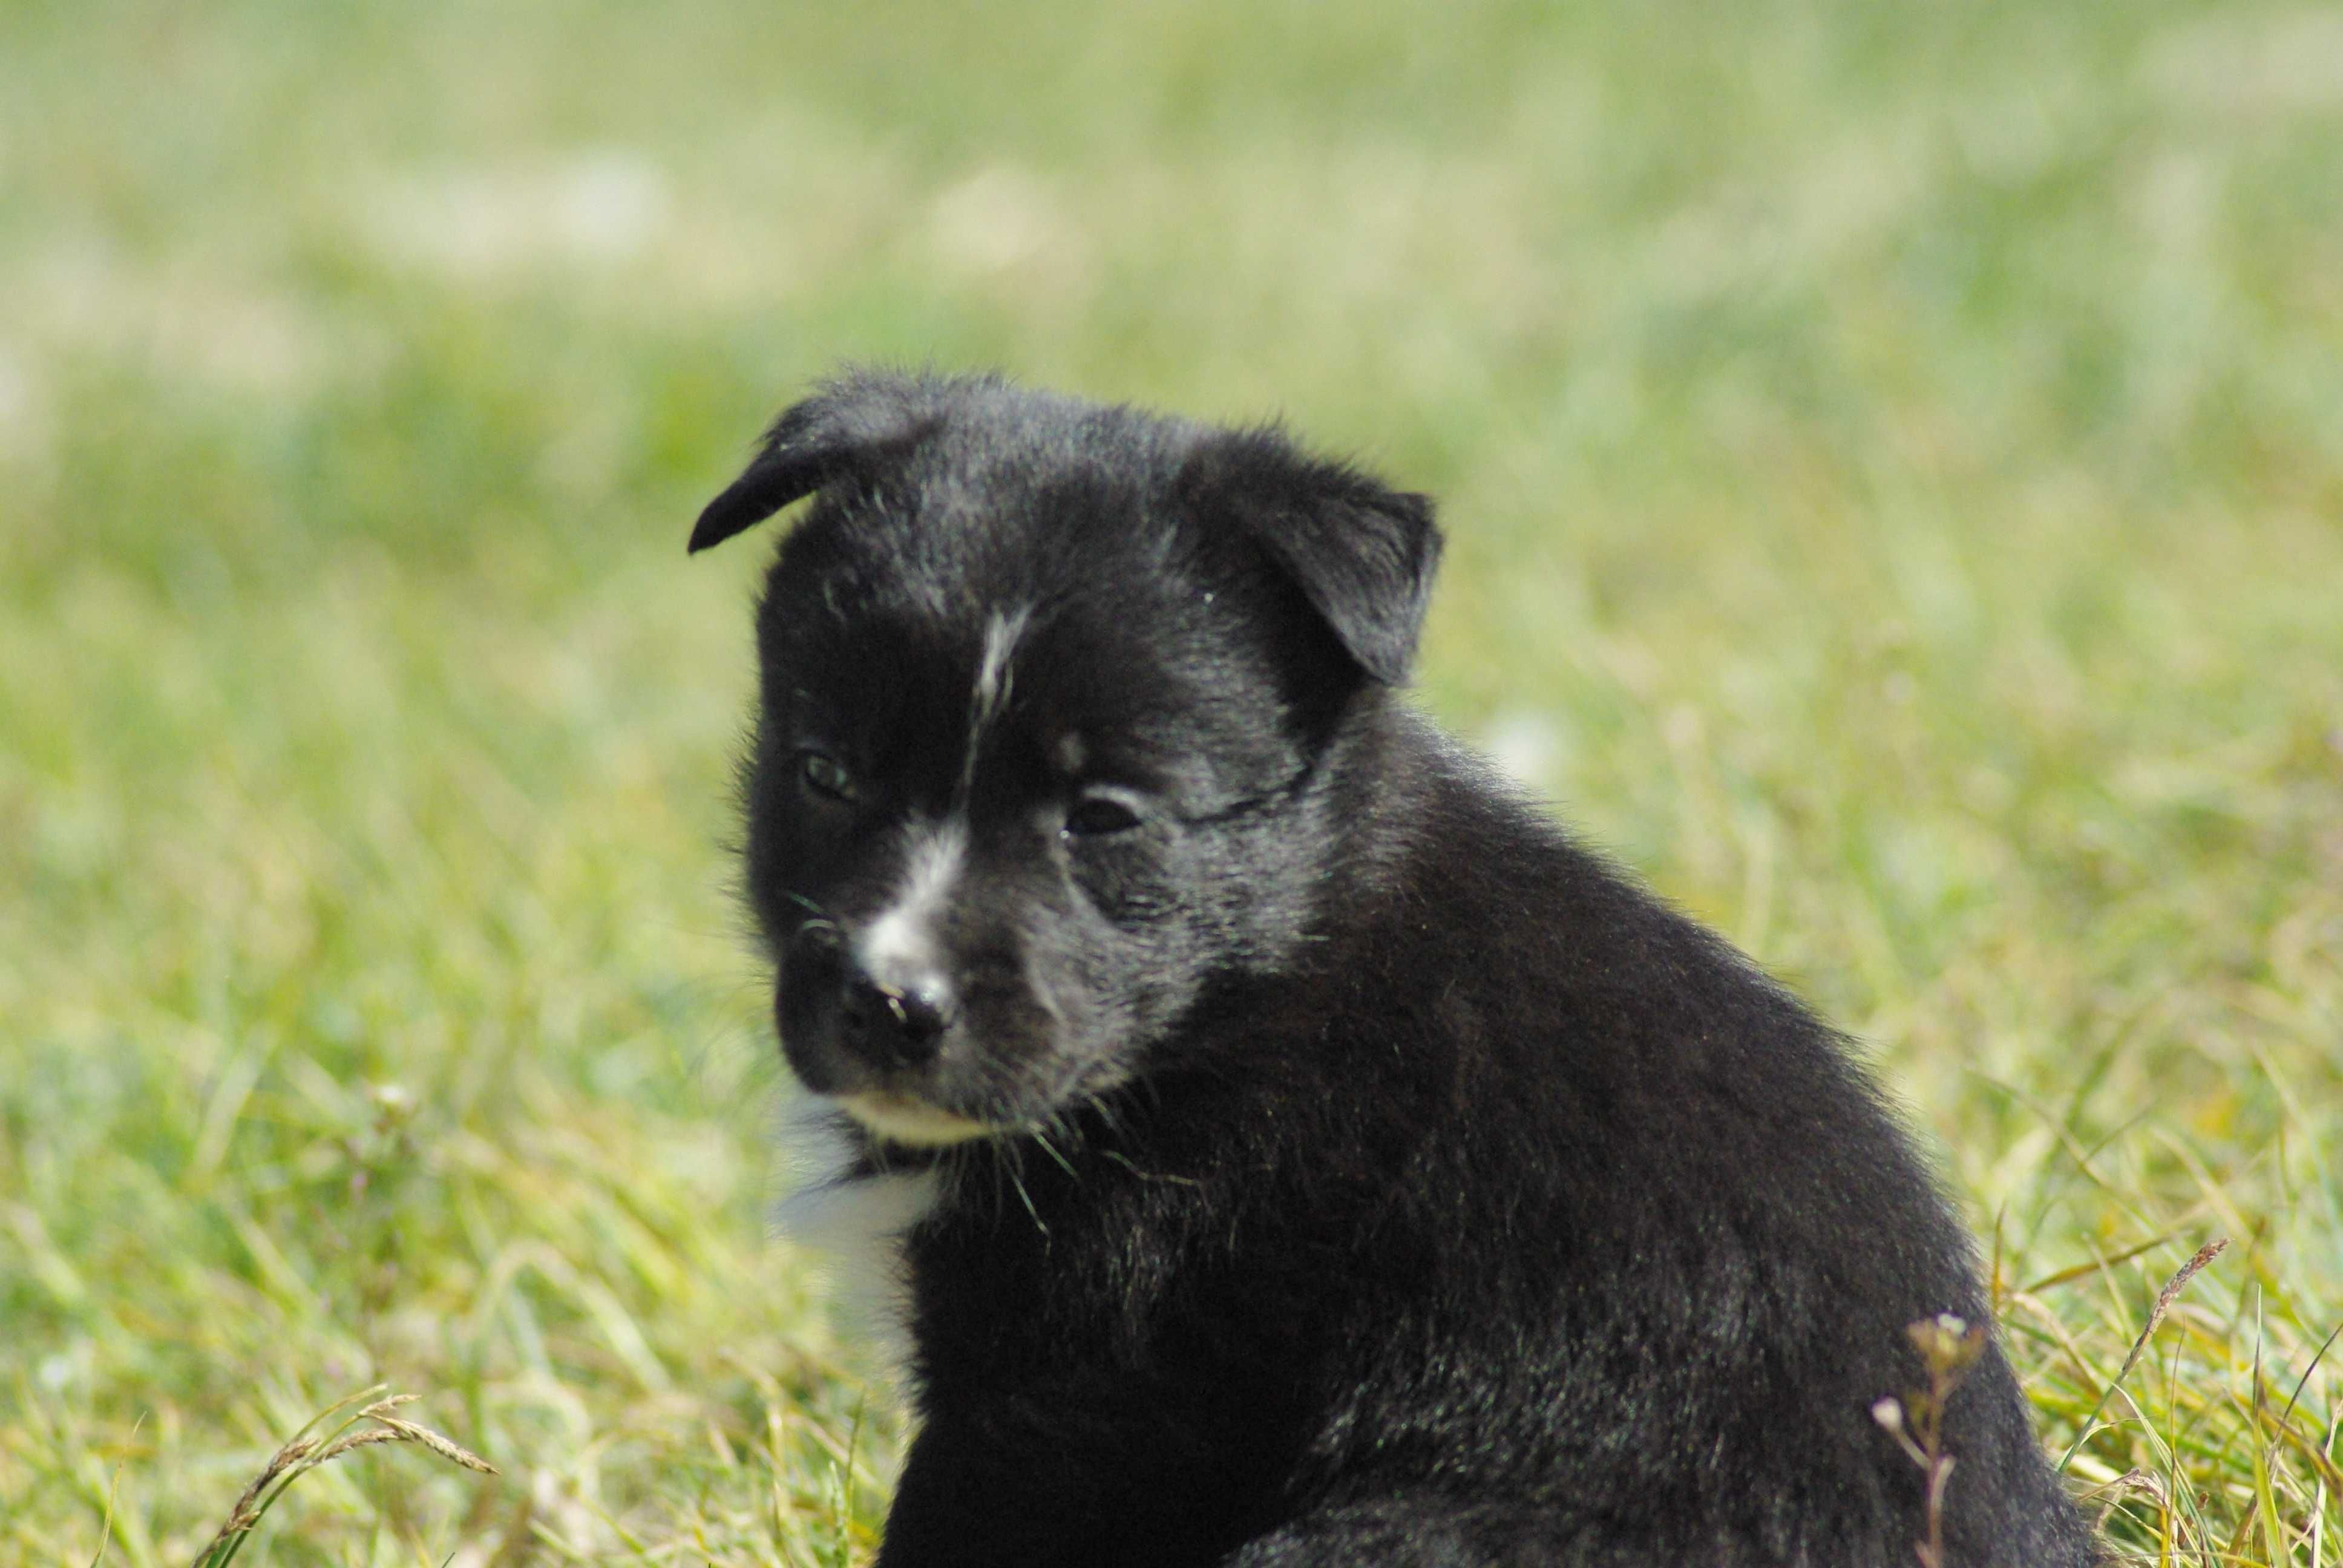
left=690, top=369, right=2098, bottom=1567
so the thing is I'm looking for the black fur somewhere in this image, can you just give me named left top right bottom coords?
left=693, top=368, right=2099, bottom=1567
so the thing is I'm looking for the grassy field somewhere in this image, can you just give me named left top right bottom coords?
left=3, top=0, right=2340, bottom=1562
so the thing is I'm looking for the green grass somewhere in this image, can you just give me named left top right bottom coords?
left=3, top=0, right=2339, bottom=1561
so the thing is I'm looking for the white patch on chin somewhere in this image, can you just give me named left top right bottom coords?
left=856, top=819, right=966, bottom=979
left=835, top=1089, right=998, bottom=1146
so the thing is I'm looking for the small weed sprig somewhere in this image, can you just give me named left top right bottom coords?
left=1874, top=1313, right=1991, bottom=1568
left=189, top=1390, right=495, bottom=1568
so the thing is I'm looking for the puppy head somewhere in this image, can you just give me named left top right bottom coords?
left=693, top=370, right=1440, bottom=1148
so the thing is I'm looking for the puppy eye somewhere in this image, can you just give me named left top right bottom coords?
left=1064, top=791, right=1142, bottom=838
left=799, top=751, right=859, bottom=803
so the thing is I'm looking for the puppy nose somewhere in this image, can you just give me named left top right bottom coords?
left=839, top=963, right=956, bottom=1068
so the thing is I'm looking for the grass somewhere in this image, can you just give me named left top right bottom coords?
left=2, top=0, right=2338, bottom=1561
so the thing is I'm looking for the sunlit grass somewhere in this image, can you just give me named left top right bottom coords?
left=3, top=1, right=2339, bottom=1561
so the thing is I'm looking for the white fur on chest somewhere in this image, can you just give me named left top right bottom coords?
left=775, top=1124, right=942, bottom=1379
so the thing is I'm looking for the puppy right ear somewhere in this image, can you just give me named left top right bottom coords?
left=1181, top=428, right=1444, bottom=686
left=689, top=374, right=939, bottom=553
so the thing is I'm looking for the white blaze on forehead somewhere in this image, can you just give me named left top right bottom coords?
left=961, top=607, right=1029, bottom=796
left=973, top=607, right=1029, bottom=725
left=857, top=817, right=966, bottom=979
left=846, top=612, right=1026, bottom=999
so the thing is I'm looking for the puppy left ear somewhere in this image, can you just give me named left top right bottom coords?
left=1184, top=430, right=1444, bottom=686
left=689, top=371, right=940, bottom=553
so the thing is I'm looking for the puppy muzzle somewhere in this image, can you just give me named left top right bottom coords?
left=837, top=961, right=957, bottom=1071
left=776, top=923, right=955, bottom=1088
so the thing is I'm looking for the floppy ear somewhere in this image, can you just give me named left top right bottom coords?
left=688, top=373, right=940, bottom=553
left=1182, top=429, right=1443, bottom=686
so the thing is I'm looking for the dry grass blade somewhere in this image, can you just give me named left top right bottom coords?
left=2082, top=1467, right=2171, bottom=1509
left=87, top=1445, right=127, bottom=1568
left=2057, top=1237, right=2229, bottom=1475
left=189, top=1391, right=498, bottom=1568
left=2280, top=1319, right=2343, bottom=1432
left=192, top=1439, right=316, bottom=1560
left=2022, top=1232, right=2189, bottom=1296
left=356, top=1414, right=497, bottom=1475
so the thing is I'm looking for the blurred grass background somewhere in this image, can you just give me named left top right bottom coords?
left=3, top=1, right=2340, bottom=1562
